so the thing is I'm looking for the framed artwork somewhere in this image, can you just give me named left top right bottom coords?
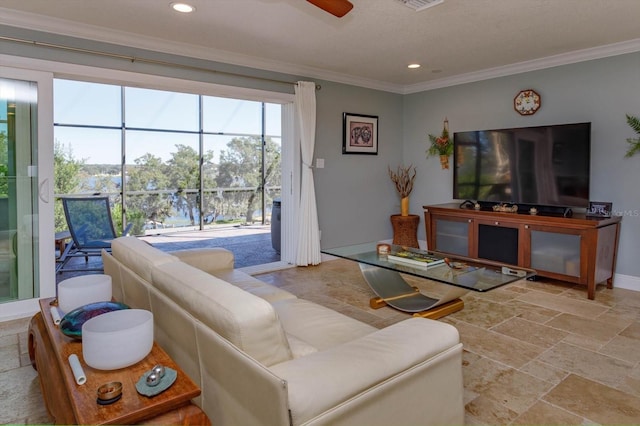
left=586, top=201, right=612, bottom=218
left=343, top=112, right=378, bottom=155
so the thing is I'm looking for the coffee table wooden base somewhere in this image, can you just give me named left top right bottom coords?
left=412, top=298, right=465, bottom=319
left=370, top=297, right=464, bottom=320
left=360, top=262, right=468, bottom=318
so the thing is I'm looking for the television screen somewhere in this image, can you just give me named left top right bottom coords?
left=453, top=122, right=591, bottom=208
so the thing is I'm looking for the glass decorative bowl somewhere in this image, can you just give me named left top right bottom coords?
left=59, top=301, right=129, bottom=340
left=58, top=274, right=112, bottom=314
left=82, top=309, right=153, bottom=370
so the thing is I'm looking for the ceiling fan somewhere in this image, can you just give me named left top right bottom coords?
left=306, top=0, right=354, bottom=18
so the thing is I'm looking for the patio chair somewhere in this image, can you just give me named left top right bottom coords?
left=57, top=196, right=132, bottom=273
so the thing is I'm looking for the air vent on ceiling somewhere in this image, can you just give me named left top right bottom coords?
left=396, top=0, right=444, bottom=11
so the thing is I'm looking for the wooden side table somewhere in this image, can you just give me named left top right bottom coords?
left=391, top=214, right=420, bottom=248
left=28, top=298, right=210, bottom=425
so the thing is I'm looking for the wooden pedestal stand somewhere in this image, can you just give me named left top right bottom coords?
left=391, top=214, right=420, bottom=248
left=28, top=298, right=210, bottom=425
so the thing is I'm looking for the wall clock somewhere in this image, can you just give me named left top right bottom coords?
left=514, top=89, right=541, bottom=115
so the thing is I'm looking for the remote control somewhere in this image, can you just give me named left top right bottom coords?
left=501, top=266, right=527, bottom=278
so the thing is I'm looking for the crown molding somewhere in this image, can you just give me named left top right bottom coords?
left=402, top=38, right=640, bottom=94
left=2, top=7, right=640, bottom=95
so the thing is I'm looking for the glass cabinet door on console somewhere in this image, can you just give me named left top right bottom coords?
left=433, top=217, right=472, bottom=256
left=526, top=227, right=581, bottom=278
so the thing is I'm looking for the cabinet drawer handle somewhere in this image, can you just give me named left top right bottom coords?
left=495, top=221, right=499, bottom=225
left=468, top=219, right=472, bottom=223
left=525, top=225, right=529, bottom=229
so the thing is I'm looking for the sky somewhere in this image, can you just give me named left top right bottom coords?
left=53, top=79, right=282, bottom=165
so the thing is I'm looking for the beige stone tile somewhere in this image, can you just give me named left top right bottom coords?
left=464, top=358, right=553, bottom=414
left=609, top=287, right=640, bottom=309
left=0, top=344, right=20, bottom=373
left=617, top=375, right=640, bottom=398
left=499, top=282, right=531, bottom=293
left=538, top=342, right=633, bottom=387
left=599, top=335, right=640, bottom=364
left=561, top=285, right=617, bottom=307
left=454, top=321, right=545, bottom=369
left=448, top=298, right=518, bottom=329
left=516, top=279, right=573, bottom=295
left=598, top=306, right=640, bottom=324
left=516, top=291, right=609, bottom=318
left=546, top=312, right=631, bottom=344
left=19, top=351, right=33, bottom=368
left=561, top=332, right=606, bottom=352
left=491, top=317, right=568, bottom=349
left=465, top=394, right=519, bottom=425
left=468, top=287, right=521, bottom=304
left=505, top=299, right=562, bottom=324
left=520, top=360, right=569, bottom=385
left=461, top=349, right=482, bottom=367
left=18, top=330, right=29, bottom=355
left=463, top=357, right=510, bottom=393
left=0, top=317, right=30, bottom=336
left=463, top=387, right=480, bottom=405
left=0, top=334, right=17, bottom=349
left=620, top=321, right=640, bottom=340
left=511, top=400, right=584, bottom=425
left=0, top=366, right=49, bottom=424
left=595, top=311, right=636, bottom=330
left=543, top=374, right=640, bottom=425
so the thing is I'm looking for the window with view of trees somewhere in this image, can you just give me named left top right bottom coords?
left=53, top=79, right=282, bottom=236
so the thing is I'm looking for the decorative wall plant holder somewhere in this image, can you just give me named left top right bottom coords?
left=427, top=118, right=453, bottom=169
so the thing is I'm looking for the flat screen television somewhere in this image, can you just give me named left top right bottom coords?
left=453, top=122, right=591, bottom=208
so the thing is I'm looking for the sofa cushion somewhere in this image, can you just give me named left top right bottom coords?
left=272, top=298, right=376, bottom=351
left=152, top=262, right=292, bottom=367
left=170, top=247, right=235, bottom=272
left=213, top=269, right=297, bottom=303
left=270, top=318, right=462, bottom=426
left=112, top=237, right=178, bottom=282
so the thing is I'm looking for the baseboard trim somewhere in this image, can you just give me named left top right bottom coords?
left=613, top=273, right=640, bottom=292
left=0, top=298, right=40, bottom=322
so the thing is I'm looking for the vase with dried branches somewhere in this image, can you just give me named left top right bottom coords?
left=388, top=164, right=417, bottom=216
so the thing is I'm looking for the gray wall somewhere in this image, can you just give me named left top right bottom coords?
left=313, top=81, right=404, bottom=247
left=404, top=52, right=640, bottom=277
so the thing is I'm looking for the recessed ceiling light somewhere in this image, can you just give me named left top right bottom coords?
left=408, top=64, right=421, bottom=69
left=171, top=3, right=196, bottom=13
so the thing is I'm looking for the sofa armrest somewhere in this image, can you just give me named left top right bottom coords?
left=269, top=317, right=464, bottom=425
left=170, top=247, right=235, bottom=273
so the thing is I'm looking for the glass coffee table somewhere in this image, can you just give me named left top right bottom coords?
left=322, top=243, right=535, bottom=319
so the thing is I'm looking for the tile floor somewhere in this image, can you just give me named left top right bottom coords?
left=2, top=259, right=640, bottom=424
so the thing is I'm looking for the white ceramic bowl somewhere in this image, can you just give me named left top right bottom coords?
left=58, top=274, right=112, bottom=314
left=82, top=309, right=153, bottom=370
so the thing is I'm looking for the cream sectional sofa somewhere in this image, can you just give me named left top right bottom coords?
left=102, top=236, right=464, bottom=426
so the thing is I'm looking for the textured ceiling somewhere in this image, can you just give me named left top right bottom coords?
left=2, top=0, right=640, bottom=93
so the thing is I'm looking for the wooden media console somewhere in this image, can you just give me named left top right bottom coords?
left=424, top=203, right=621, bottom=300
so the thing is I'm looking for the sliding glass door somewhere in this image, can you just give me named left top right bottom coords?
left=0, top=77, right=42, bottom=302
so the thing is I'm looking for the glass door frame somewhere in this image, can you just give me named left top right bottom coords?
left=0, top=65, right=55, bottom=320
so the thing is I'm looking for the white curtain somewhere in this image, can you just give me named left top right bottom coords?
left=294, top=81, right=321, bottom=266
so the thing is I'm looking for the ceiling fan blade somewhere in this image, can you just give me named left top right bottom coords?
left=306, top=0, right=354, bottom=18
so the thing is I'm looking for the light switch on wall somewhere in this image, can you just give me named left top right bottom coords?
left=316, top=158, right=325, bottom=168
